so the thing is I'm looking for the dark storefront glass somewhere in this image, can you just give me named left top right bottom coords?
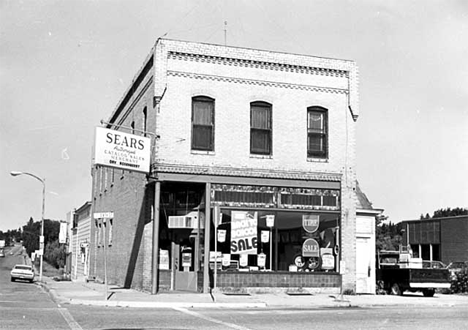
left=212, top=209, right=340, bottom=273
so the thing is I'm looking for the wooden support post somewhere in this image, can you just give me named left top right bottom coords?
left=203, top=182, right=211, bottom=293
left=151, top=181, right=161, bottom=295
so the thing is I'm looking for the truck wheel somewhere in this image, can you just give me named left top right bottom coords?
left=391, top=283, right=402, bottom=296
left=423, top=289, right=435, bottom=297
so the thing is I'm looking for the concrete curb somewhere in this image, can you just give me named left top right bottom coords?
left=36, top=281, right=67, bottom=305
left=63, top=299, right=268, bottom=309
left=37, top=279, right=468, bottom=310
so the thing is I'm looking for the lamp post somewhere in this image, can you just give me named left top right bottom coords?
left=10, top=171, right=45, bottom=282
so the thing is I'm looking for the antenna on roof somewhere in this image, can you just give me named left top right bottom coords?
left=224, top=21, right=227, bottom=46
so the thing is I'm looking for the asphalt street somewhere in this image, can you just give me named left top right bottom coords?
left=1, top=245, right=468, bottom=330
left=0, top=245, right=74, bottom=329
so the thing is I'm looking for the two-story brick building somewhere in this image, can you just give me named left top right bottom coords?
left=90, top=38, right=372, bottom=294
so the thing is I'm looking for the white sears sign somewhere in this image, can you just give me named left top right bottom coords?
left=94, top=127, right=151, bottom=173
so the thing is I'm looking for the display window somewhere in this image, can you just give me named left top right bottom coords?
left=212, top=209, right=340, bottom=272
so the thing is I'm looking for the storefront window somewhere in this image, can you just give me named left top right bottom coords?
left=212, top=209, right=340, bottom=272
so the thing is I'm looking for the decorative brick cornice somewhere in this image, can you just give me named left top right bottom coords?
left=168, top=51, right=348, bottom=78
left=152, top=163, right=341, bottom=182
left=167, top=71, right=348, bottom=95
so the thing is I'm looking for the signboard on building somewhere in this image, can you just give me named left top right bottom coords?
left=94, top=127, right=151, bottom=173
left=230, top=211, right=258, bottom=255
left=59, top=222, right=67, bottom=243
left=93, top=212, right=114, bottom=219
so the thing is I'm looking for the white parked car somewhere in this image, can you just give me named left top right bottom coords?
left=11, top=264, right=35, bottom=283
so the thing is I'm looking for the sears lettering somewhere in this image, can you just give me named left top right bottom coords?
left=106, top=132, right=145, bottom=150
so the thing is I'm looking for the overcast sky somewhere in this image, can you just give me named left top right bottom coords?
left=1, top=0, right=467, bottom=232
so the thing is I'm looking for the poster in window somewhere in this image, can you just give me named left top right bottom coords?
left=230, top=211, right=258, bottom=255
left=218, top=229, right=226, bottom=243
left=307, top=257, right=320, bottom=270
left=261, top=230, right=270, bottom=243
left=222, top=253, right=231, bottom=267
left=294, top=255, right=305, bottom=268
left=321, top=254, right=334, bottom=270
left=266, top=215, right=275, bottom=227
left=258, top=253, right=266, bottom=268
left=182, top=252, right=192, bottom=268
left=302, top=238, right=320, bottom=257
left=239, top=254, right=248, bottom=267
left=159, top=250, right=169, bottom=270
left=320, top=248, right=334, bottom=270
left=302, top=214, right=320, bottom=233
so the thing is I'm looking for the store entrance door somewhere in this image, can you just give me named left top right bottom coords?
left=356, top=237, right=372, bottom=293
left=173, top=231, right=198, bottom=292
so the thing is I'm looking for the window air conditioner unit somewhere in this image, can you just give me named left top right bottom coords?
left=168, top=216, right=192, bottom=229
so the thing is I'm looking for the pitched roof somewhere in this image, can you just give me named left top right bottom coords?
left=355, top=181, right=374, bottom=210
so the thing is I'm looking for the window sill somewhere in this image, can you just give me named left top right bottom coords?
left=307, top=157, right=328, bottom=163
left=250, top=154, right=273, bottom=160
left=191, top=150, right=215, bottom=156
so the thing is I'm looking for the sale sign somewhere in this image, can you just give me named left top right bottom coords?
left=230, top=211, right=258, bottom=255
left=302, top=238, right=320, bottom=257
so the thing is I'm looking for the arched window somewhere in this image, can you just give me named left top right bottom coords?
left=250, top=101, right=272, bottom=155
left=192, top=96, right=215, bottom=151
left=307, top=106, right=328, bottom=158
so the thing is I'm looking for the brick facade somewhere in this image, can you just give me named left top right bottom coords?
left=90, top=39, right=359, bottom=293
left=403, top=216, right=468, bottom=265
left=216, top=272, right=341, bottom=292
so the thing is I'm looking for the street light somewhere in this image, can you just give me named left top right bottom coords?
left=10, top=171, right=45, bottom=282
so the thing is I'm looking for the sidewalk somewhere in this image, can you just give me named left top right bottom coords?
left=37, top=277, right=468, bottom=309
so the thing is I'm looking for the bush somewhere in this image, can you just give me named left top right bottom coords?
left=43, top=240, right=66, bottom=269
left=450, top=271, right=468, bottom=293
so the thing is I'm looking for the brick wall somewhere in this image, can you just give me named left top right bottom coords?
left=216, top=272, right=341, bottom=293
left=153, top=39, right=359, bottom=292
left=441, top=217, right=468, bottom=264
left=89, top=57, right=156, bottom=289
left=154, top=40, right=357, bottom=177
left=90, top=39, right=359, bottom=292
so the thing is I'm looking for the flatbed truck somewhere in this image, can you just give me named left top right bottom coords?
left=376, top=249, right=451, bottom=297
